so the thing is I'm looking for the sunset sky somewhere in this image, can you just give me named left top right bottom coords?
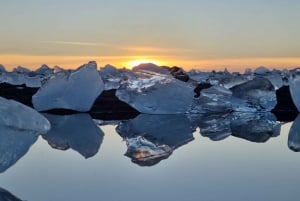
left=1, top=0, right=300, bottom=71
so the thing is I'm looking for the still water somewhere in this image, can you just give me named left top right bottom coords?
left=0, top=113, right=299, bottom=201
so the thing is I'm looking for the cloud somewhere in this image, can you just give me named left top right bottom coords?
left=122, top=46, right=197, bottom=54
left=41, top=41, right=98, bottom=46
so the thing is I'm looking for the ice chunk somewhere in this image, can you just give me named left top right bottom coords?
left=188, top=70, right=210, bottom=83
left=0, top=97, right=50, bottom=133
left=231, top=112, right=280, bottom=143
left=0, top=71, right=42, bottom=88
left=0, top=126, right=38, bottom=173
left=116, top=70, right=195, bottom=114
left=132, top=63, right=171, bottom=75
left=116, top=114, right=194, bottom=166
left=289, top=71, right=300, bottom=112
left=288, top=114, right=300, bottom=152
left=254, top=66, right=270, bottom=75
left=264, top=73, right=283, bottom=90
left=99, top=64, right=134, bottom=90
left=191, top=86, right=232, bottom=113
left=230, top=78, right=277, bottom=112
left=33, top=64, right=54, bottom=76
left=12, top=66, right=31, bottom=74
left=42, top=113, right=104, bottom=158
left=0, top=64, right=6, bottom=73
left=32, top=61, right=104, bottom=112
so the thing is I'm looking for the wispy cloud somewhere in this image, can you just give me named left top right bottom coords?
left=122, top=46, right=197, bottom=53
left=41, top=40, right=99, bottom=46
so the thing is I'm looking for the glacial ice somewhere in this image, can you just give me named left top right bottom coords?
left=0, top=97, right=50, bottom=133
left=254, top=66, right=270, bottom=75
left=0, top=71, right=42, bottom=88
left=116, top=68, right=195, bottom=114
left=192, top=86, right=232, bottom=113
left=289, top=70, right=300, bottom=112
left=230, top=112, right=280, bottom=143
left=0, top=126, right=38, bottom=173
left=42, top=113, right=104, bottom=158
left=99, top=64, right=134, bottom=90
left=116, top=114, right=194, bottom=166
left=32, top=61, right=104, bottom=112
left=288, top=114, right=300, bottom=152
left=230, top=78, right=277, bottom=112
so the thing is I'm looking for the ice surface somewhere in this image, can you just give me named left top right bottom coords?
left=116, top=69, right=195, bottom=114
left=42, top=113, right=104, bottom=158
left=0, top=126, right=38, bottom=173
left=116, top=114, right=195, bottom=166
left=254, top=66, right=270, bottom=75
left=0, top=97, right=50, bottom=133
left=264, top=73, right=283, bottom=90
left=230, top=78, right=277, bottom=112
left=132, top=63, right=171, bottom=75
left=99, top=64, right=134, bottom=90
left=288, top=114, right=300, bottom=152
left=0, top=64, right=6, bottom=73
left=32, top=61, right=104, bottom=112
left=289, top=71, right=300, bottom=112
left=33, top=64, right=54, bottom=76
left=230, top=112, right=280, bottom=143
left=191, top=86, right=232, bottom=113
left=0, top=72, right=42, bottom=88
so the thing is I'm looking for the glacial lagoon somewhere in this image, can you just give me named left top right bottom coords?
left=0, top=113, right=299, bottom=201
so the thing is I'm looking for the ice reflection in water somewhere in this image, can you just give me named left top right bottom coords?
left=42, top=113, right=104, bottom=158
left=0, top=126, right=38, bottom=173
left=288, top=114, right=300, bottom=151
left=0, top=112, right=297, bottom=172
left=0, top=187, right=22, bottom=201
left=116, top=114, right=195, bottom=166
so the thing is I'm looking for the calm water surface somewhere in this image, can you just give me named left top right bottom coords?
left=0, top=114, right=299, bottom=201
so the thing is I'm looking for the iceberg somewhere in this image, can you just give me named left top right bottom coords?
left=230, top=112, right=280, bottom=143
left=0, top=97, right=50, bottom=133
left=289, top=70, right=300, bottom=112
left=42, top=113, right=104, bottom=158
left=288, top=114, right=300, bottom=152
left=116, top=69, right=195, bottom=114
left=116, top=114, right=194, bottom=166
left=32, top=61, right=104, bottom=112
left=230, top=78, right=277, bottom=112
left=0, top=126, right=38, bottom=173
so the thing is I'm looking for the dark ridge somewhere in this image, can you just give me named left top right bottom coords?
left=272, top=111, right=298, bottom=122
left=194, top=83, right=212, bottom=98
left=42, top=109, right=79, bottom=115
left=169, top=66, right=190, bottom=82
left=272, top=86, right=298, bottom=112
left=0, top=83, right=38, bottom=107
left=90, top=89, right=140, bottom=120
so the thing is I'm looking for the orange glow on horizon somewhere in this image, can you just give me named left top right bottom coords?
left=0, top=54, right=300, bottom=72
left=126, top=59, right=163, bottom=69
